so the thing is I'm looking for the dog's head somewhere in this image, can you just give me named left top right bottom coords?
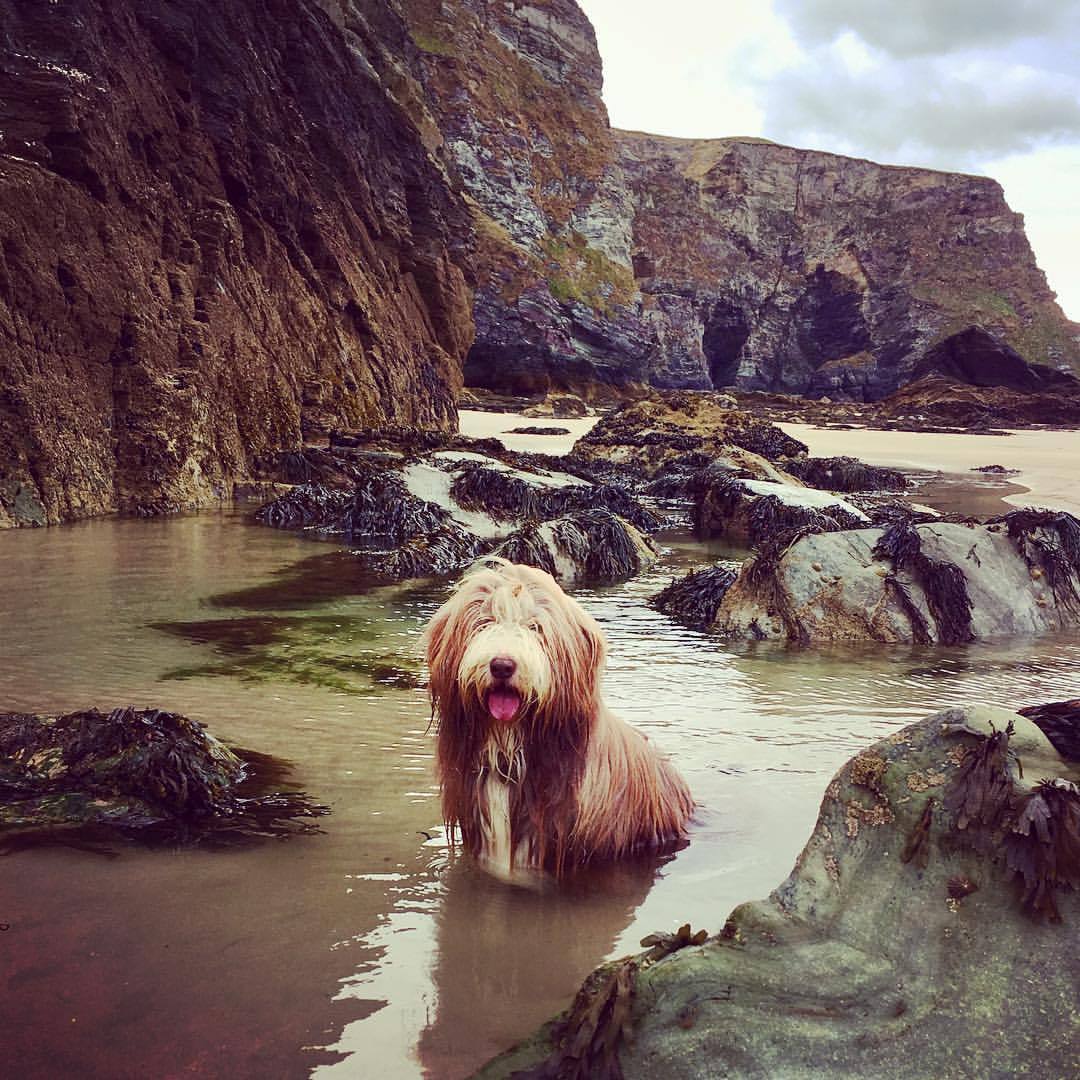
left=424, top=559, right=607, bottom=737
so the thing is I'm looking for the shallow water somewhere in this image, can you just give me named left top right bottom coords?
left=3, top=501, right=1080, bottom=1078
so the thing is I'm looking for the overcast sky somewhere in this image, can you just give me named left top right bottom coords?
left=578, top=0, right=1080, bottom=320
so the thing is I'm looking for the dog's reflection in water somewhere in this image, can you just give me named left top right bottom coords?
left=424, top=560, right=694, bottom=879
left=417, top=849, right=678, bottom=1077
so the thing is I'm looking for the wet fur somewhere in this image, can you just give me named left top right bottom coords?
left=424, top=560, right=694, bottom=876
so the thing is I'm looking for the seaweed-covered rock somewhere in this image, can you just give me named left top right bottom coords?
left=572, top=393, right=808, bottom=480
left=479, top=706, right=1080, bottom=1079
left=493, top=510, right=657, bottom=584
left=653, top=566, right=739, bottom=629
left=714, top=512, right=1080, bottom=643
left=783, top=455, right=909, bottom=493
left=696, top=475, right=868, bottom=544
left=256, top=473, right=452, bottom=540
left=255, top=450, right=662, bottom=582
left=506, top=426, right=572, bottom=436
left=0, top=707, right=325, bottom=844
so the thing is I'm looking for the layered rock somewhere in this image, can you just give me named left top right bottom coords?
left=617, top=133, right=1080, bottom=397
left=400, top=0, right=649, bottom=397
left=0, top=0, right=473, bottom=526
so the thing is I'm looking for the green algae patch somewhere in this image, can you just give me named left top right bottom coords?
left=151, top=613, right=422, bottom=695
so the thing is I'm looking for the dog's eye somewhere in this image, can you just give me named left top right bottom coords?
left=527, top=621, right=543, bottom=634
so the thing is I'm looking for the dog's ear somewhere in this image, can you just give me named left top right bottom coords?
left=576, top=608, right=607, bottom=687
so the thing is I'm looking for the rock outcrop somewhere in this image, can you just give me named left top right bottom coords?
left=480, top=706, right=1080, bottom=1078
left=711, top=511, right=1080, bottom=644
left=255, top=433, right=659, bottom=583
left=0, top=0, right=473, bottom=526
left=401, top=1, right=1080, bottom=400
left=616, top=133, right=1080, bottom=398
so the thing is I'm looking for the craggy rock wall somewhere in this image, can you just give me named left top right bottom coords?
left=618, top=132, right=1080, bottom=398
left=401, top=0, right=650, bottom=397
left=403, top=1, right=1079, bottom=399
left=0, top=0, right=473, bottom=526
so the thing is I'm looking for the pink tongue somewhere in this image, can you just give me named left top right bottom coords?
left=487, top=688, right=521, bottom=722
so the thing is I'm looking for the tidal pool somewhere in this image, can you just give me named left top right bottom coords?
left=3, top=497, right=1079, bottom=1078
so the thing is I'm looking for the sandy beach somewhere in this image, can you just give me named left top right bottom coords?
left=780, top=424, right=1080, bottom=516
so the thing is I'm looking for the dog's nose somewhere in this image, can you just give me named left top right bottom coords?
left=489, top=656, right=517, bottom=680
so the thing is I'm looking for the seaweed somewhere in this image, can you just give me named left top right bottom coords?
left=873, top=521, right=974, bottom=645
left=696, top=475, right=865, bottom=543
left=728, top=423, right=808, bottom=462
left=256, top=472, right=452, bottom=541
left=496, top=523, right=559, bottom=579
left=514, top=959, right=638, bottom=1080
left=999, top=508, right=1080, bottom=615
left=1004, top=778, right=1080, bottom=922
left=1018, top=700, right=1080, bottom=761
left=450, top=465, right=659, bottom=534
left=377, top=525, right=490, bottom=580
left=745, top=493, right=865, bottom=540
left=900, top=797, right=936, bottom=869
left=944, top=718, right=1017, bottom=844
left=883, top=574, right=933, bottom=646
left=653, top=566, right=738, bottom=629
left=450, top=466, right=544, bottom=522
left=512, top=923, right=708, bottom=1079
left=256, top=483, right=354, bottom=529
left=784, top=456, right=908, bottom=493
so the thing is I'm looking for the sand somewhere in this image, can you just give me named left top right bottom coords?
left=780, top=424, right=1080, bottom=516
left=458, top=409, right=596, bottom=457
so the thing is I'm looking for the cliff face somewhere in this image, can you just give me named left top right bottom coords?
left=402, top=1, right=1079, bottom=400
left=0, top=0, right=473, bottom=526
left=618, top=133, right=1080, bottom=398
left=401, top=0, right=650, bottom=396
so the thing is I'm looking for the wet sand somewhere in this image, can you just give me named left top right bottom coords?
left=458, top=409, right=596, bottom=457
left=780, top=424, right=1080, bottom=516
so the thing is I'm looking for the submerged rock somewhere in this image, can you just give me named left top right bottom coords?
left=479, top=706, right=1080, bottom=1078
left=712, top=510, right=1080, bottom=643
left=0, top=707, right=326, bottom=845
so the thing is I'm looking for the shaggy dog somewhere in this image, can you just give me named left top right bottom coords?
left=424, top=559, right=694, bottom=876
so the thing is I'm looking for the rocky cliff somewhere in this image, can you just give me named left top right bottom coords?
left=401, top=0, right=650, bottom=396
left=402, top=1, right=1080, bottom=400
left=618, top=132, right=1080, bottom=398
left=0, top=0, right=473, bottom=526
